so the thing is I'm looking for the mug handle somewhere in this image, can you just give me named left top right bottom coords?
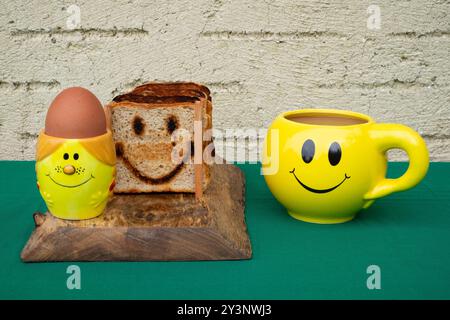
left=364, top=123, right=429, bottom=200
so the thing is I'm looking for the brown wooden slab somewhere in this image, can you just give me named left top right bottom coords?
left=21, top=164, right=251, bottom=262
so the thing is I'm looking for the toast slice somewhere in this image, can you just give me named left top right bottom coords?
left=107, top=82, right=213, bottom=193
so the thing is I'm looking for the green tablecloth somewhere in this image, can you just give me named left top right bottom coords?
left=0, top=161, right=449, bottom=299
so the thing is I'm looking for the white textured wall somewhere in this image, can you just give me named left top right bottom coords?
left=0, top=0, right=449, bottom=161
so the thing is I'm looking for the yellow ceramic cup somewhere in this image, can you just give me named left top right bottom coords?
left=262, top=109, right=429, bottom=224
left=36, top=131, right=116, bottom=220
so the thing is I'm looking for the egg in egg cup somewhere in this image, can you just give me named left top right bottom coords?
left=35, top=87, right=116, bottom=220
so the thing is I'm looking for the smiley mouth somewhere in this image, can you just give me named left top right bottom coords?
left=115, top=142, right=186, bottom=184
left=289, top=168, right=350, bottom=194
left=46, top=173, right=94, bottom=188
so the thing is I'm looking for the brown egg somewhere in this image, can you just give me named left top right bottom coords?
left=45, top=87, right=107, bottom=139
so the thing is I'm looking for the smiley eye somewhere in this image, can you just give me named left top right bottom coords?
left=73, top=153, right=79, bottom=160
left=166, top=115, right=179, bottom=135
left=132, top=115, right=145, bottom=136
left=301, top=139, right=315, bottom=163
left=328, top=142, right=341, bottom=166
left=63, top=153, right=69, bottom=160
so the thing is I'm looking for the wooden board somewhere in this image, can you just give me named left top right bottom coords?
left=21, top=164, right=251, bottom=262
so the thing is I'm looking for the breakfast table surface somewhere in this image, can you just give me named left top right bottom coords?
left=0, top=161, right=449, bottom=299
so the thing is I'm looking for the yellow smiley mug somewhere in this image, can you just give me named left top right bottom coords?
left=262, top=109, right=429, bottom=224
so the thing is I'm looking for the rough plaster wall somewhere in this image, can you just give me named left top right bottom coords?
left=0, top=0, right=449, bottom=161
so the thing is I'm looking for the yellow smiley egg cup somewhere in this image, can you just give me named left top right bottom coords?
left=262, top=109, right=429, bottom=224
left=36, top=131, right=116, bottom=220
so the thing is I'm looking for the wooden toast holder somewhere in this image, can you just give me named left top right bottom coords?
left=21, top=163, right=252, bottom=262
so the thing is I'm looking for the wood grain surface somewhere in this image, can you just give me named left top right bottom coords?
left=21, top=163, right=251, bottom=261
